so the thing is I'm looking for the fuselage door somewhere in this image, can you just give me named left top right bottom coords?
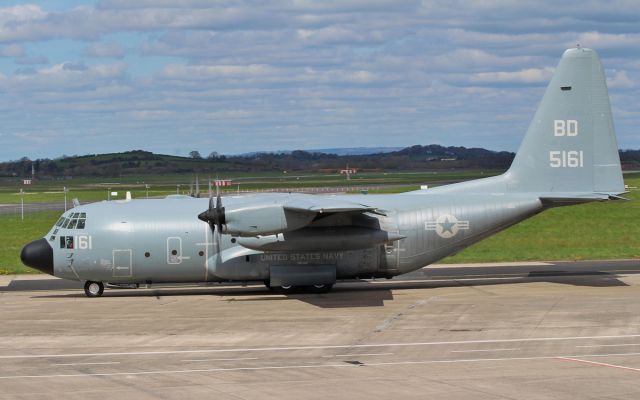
left=112, top=249, right=132, bottom=277
left=167, top=237, right=183, bottom=264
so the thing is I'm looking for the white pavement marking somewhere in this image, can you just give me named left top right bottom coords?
left=557, top=357, right=640, bottom=373
left=576, top=343, right=640, bottom=348
left=429, top=262, right=553, bottom=268
left=3, top=351, right=640, bottom=380
left=450, top=348, right=519, bottom=353
left=3, top=334, right=640, bottom=360
left=52, top=362, right=120, bottom=366
left=181, top=358, right=258, bottom=362
left=372, top=277, right=526, bottom=284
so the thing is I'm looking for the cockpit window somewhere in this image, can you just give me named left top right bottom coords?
left=68, top=219, right=78, bottom=229
left=59, top=213, right=87, bottom=230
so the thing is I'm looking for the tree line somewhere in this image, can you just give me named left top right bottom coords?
left=2, top=146, right=639, bottom=178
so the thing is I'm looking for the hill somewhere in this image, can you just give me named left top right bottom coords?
left=1, top=145, right=639, bottom=179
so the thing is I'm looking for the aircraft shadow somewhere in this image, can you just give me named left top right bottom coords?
left=1, top=279, right=83, bottom=291
left=25, top=270, right=630, bottom=308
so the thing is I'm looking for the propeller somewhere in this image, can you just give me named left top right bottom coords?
left=198, top=191, right=226, bottom=233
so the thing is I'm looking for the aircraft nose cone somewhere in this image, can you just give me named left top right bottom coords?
left=20, top=238, right=54, bottom=275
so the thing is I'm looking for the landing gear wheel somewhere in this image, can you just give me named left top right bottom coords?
left=309, top=284, right=333, bottom=294
left=84, top=281, right=104, bottom=298
left=276, top=285, right=296, bottom=294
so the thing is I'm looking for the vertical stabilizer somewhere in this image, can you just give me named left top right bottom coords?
left=505, top=48, right=624, bottom=195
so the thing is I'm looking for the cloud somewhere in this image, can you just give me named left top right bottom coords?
left=85, top=42, right=126, bottom=58
left=1, top=61, right=128, bottom=93
left=607, top=70, right=635, bottom=89
left=0, top=44, right=25, bottom=57
left=1, top=1, right=640, bottom=160
left=15, top=55, right=48, bottom=65
left=572, top=31, right=640, bottom=49
left=469, top=67, right=555, bottom=85
left=296, top=27, right=386, bottom=45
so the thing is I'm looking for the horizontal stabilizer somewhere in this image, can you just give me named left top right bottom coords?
left=539, top=192, right=629, bottom=206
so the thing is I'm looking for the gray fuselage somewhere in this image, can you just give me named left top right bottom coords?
left=47, top=192, right=542, bottom=285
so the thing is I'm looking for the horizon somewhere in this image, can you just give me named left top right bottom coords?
left=5, top=143, right=640, bottom=164
left=3, top=143, right=519, bottom=163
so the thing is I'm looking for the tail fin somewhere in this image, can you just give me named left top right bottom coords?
left=506, top=47, right=624, bottom=196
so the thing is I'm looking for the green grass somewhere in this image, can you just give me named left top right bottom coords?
left=2, top=174, right=639, bottom=275
left=444, top=174, right=640, bottom=263
left=0, top=170, right=495, bottom=204
left=0, top=211, right=61, bottom=275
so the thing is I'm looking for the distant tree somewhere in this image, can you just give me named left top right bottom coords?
left=189, top=150, right=202, bottom=159
left=207, top=151, right=219, bottom=160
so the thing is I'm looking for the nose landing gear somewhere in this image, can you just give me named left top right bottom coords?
left=84, top=281, right=104, bottom=298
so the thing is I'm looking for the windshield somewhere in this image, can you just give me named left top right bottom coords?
left=56, top=212, right=87, bottom=230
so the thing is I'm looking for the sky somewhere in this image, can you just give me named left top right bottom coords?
left=0, top=0, right=638, bottom=161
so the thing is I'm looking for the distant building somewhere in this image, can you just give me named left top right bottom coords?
left=23, top=179, right=32, bottom=185
left=339, top=168, right=357, bottom=175
left=215, top=179, right=233, bottom=187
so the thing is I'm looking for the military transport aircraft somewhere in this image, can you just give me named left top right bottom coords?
left=21, top=48, right=625, bottom=297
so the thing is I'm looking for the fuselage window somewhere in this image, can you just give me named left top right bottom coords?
left=55, top=217, right=66, bottom=227
left=77, top=219, right=86, bottom=229
left=59, top=236, right=75, bottom=249
left=61, top=218, right=71, bottom=229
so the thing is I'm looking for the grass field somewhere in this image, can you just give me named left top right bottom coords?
left=2, top=174, right=638, bottom=275
left=0, top=170, right=495, bottom=204
left=0, top=211, right=60, bottom=275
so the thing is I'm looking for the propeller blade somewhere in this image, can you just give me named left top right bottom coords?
left=215, top=192, right=225, bottom=231
left=198, top=190, right=225, bottom=234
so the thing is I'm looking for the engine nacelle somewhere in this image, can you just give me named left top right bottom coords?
left=223, top=203, right=315, bottom=236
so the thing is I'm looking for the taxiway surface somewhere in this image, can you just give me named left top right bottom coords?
left=1, top=260, right=640, bottom=399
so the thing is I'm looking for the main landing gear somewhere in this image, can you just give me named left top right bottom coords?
left=263, top=281, right=333, bottom=294
left=84, top=281, right=104, bottom=298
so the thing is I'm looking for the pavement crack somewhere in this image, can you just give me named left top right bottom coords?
left=371, top=296, right=438, bottom=334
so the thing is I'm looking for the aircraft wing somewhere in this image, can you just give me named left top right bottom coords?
left=283, top=196, right=384, bottom=215
left=205, top=193, right=387, bottom=237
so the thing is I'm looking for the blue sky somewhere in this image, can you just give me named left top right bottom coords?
left=0, top=0, right=638, bottom=160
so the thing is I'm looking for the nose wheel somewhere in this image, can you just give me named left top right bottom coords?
left=84, top=281, right=104, bottom=298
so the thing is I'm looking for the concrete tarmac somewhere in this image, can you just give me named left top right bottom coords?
left=2, top=259, right=640, bottom=399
